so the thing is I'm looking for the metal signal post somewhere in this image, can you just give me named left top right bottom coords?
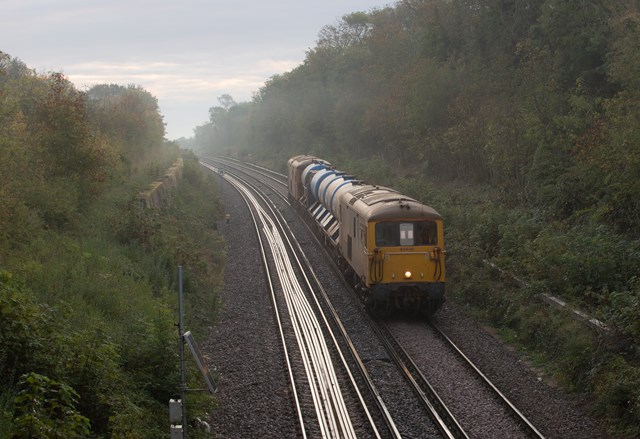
left=178, top=265, right=188, bottom=438
left=172, top=266, right=216, bottom=438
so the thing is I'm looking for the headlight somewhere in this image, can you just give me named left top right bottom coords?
left=404, top=271, right=412, bottom=279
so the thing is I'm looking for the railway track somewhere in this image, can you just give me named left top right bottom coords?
left=201, top=159, right=393, bottom=438
left=385, top=318, right=546, bottom=439
left=430, top=322, right=545, bottom=438
left=370, top=317, right=468, bottom=439
left=201, top=156, right=548, bottom=438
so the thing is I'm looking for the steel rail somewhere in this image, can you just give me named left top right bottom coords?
left=227, top=172, right=336, bottom=436
left=204, top=155, right=288, bottom=181
left=233, top=172, right=359, bottom=438
left=200, top=162, right=308, bottom=438
left=268, top=230, right=337, bottom=438
left=269, top=194, right=402, bottom=439
left=371, top=318, right=468, bottom=439
left=200, top=157, right=290, bottom=205
left=229, top=174, right=342, bottom=438
left=270, top=230, right=355, bottom=434
left=247, top=179, right=356, bottom=438
left=272, top=230, right=354, bottom=438
left=202, top=155, right=287, bottom=188
left=430, top=323, right=546, bottom=439
left=221, top=169, right=357, bottom=438
left=224, top=166, right=394, bottom=438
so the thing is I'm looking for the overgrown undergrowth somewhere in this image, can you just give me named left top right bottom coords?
left=0, top=152, right=224, bottom=438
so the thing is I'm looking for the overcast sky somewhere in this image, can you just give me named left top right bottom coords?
left=2, top=0, right=392, bottom=139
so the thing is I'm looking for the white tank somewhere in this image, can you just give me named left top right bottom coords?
left=301, top=162, right=330, bottom=190
left=318, top=172, right=345, bottom=209
left=323, top=177, right=355, bottom=220
left=309, top=168, right=337, bottom=203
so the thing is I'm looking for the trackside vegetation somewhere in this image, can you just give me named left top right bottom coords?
left=192, top=1, right=640, bottom=436
left=1, top=53, right=224, bottom=438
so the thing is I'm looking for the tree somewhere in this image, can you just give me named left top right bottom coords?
left=317, top=12, right=374, bottom=50
left=86, top=84, right=165, bottom=173
left=217, top=93, right=236, bottom=110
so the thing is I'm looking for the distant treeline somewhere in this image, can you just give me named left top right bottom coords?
left=1, top=53, right=222, bottom=437
left=0, top=53, right=167, bottom=236
left=194, top=0, right=640, bottom=238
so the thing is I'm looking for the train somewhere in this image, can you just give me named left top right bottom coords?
left=287, top=155, right=445, bottom=315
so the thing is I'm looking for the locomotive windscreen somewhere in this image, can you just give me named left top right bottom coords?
left=375, top=220, right=437, bottom=246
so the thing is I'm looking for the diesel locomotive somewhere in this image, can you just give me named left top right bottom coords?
left=287, top=155, right=445, bottom=315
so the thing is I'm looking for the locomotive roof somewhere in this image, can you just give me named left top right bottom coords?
left=289, top=155, right=442, bottom=222
left=343, top=185, right=442, bottom=221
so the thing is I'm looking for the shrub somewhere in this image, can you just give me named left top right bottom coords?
left=11, top=373, right=90, bottom=439
left=593, top=356, right=640, bottom=437
left=0, top=273, right=59, bottom=383
left=605, top=278, right=640, bottom=341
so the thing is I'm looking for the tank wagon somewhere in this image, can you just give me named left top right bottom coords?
left=287, top=155, right=445, bottom=315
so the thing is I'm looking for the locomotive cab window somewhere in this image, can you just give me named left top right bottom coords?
left=416, top=221, right=437, bottom=245
left=375, top=222, right=397, bottom=246
left=375, top=221, right=438, bottom=247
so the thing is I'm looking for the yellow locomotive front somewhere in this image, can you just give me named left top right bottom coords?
left=368, top=217, right=445, bottom=314
left=339, top=188, right=445, bottom=315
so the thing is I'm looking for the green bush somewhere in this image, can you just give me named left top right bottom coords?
left=12, top=372, right=90, bottom=439
left=0, top=386, right=13, bottom=438
left=0, top=273, right=59, bottom=382
left=2, top=55, right=222, bottom=436
left=593, top=356, right=640, bottom=437
left=604, top=278, right=640, bottom=353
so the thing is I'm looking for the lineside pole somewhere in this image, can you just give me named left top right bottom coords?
left=179, top=266, right=188, bottom=438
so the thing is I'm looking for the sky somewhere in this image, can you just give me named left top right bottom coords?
left=1, top=0, right=392, bottom=140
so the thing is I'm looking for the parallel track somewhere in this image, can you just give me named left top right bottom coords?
left=201, top=160, right=391, bottom=438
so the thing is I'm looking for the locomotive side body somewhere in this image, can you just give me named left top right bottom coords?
left=287, top=155, right=445, bottom=315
